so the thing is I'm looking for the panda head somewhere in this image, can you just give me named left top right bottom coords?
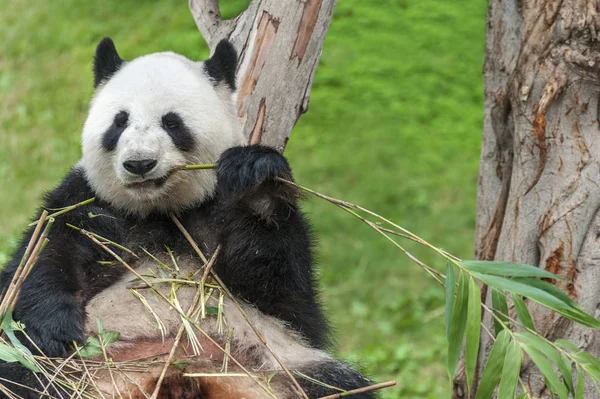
left=81, top=37, right=245, bottom=216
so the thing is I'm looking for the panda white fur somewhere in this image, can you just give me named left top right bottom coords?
left=0, top=38, right=375, bottom=398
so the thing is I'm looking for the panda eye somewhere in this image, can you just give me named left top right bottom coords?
left=166, top=120, right=180, bottom=129
left=162, top=113, right=182, bottom=130
left=114, top=111, right=129, bottom=128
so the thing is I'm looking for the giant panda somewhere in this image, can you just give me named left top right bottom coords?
left=0, top=38, right=376, bottom=398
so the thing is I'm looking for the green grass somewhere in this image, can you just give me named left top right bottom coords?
left=0, top=1, right=486, bottom=397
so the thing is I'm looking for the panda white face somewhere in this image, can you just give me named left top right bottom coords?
left=81, top=39, right=245, bottom=216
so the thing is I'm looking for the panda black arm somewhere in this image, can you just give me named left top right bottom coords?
left=214, top=145, right=331, bottom=349
left=0, top=167, right=124, bottom=357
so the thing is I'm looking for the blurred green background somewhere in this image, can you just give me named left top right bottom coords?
left=0, top=0, right=486, bottom=397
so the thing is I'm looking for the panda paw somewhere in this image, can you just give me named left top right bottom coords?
left=16, top=302, right=85, bottom=357
left=217, top=145, right=293, bottom=197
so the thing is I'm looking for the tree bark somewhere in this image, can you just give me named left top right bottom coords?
left=189, top=0, right=335, bottom=151
left=457, top=1, right=600, bottom=397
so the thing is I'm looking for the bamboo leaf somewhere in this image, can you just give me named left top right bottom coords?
left=513, top=278, right=578, bottom=308
left=571, top=351, right=600, bottom=382
left=515, top=332, right=562, bottom=367
left=511, top=293, right=535, bottom=332
left=491, top=288, right=509, bottom=335
left=473, top=273, right=600, bottom=329
left=497, top=339, right=522, bottom=399
left=521, top=344, right=568, bottom=399
left=474, top=329, right=510, bottom=399
left=576, top=367, right=584, bottom=399
left=0, top=343, right=23, bottom=363
left=1, top=310, right=33, bottom=356
left=516, top=332, right=574, bottom=393
left=447, top=271, right=469, bottom=379
left=0, top=343, right=39, bottom=372
left=555, top=339, right=580, bottom=352
left=445, top=263, right=457, bottom=339
left=559, top=353, right=574, bottom=395
left=512, top=278, right=600, bottom=328
left=466, top=276, right=481, bottom=390
left=462, top=260, right=561, bottom=280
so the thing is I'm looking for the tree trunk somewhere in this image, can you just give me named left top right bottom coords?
left=457, top=1, right=600, bottom=397
left=189, top=0, right=335, bottom=151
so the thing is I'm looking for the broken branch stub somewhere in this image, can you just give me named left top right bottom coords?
left=189, top=0, right=336, bottom=152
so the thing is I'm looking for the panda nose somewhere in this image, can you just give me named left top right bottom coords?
left=123, top=159, right=157, bottom=175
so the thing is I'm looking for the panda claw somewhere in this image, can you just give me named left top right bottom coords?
left=216, top=145, right=292, bottom=197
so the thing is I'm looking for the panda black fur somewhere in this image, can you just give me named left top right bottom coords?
left=0, top=38, right=375, bottom=398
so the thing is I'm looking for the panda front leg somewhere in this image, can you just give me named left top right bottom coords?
left=1, top=229, right=86, bottom=358
left=214, top=145, right=330, bottom=349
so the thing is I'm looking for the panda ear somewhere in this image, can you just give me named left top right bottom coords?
left=203, top=40, right=238, bottom=91
left=93, top=37, right=124, bottom=88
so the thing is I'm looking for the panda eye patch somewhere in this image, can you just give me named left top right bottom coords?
left=161, top=112, right=195, bottom=152
left=101, top=111, right=129, bottom=152
left=114, top=111, right=129, bottom=128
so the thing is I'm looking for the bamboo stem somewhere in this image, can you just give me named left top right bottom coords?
left=28, top=197, right=95, bottom=226
left=316, top=380, right=396, bottom=399
left=174, top=164, right=216, bottom=170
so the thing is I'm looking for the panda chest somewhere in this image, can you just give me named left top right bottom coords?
left=85, top=254, right=214, bottom=342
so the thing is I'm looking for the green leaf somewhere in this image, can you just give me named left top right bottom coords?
left=77, top=346, right=102, bottom=359
left=559, top=353, right=574, bottom=395
left=576, top=367, right=584, bottom=399
left=516, top=332, right=575, bottom=394
left=515, top=332, right=562, bottom=367
left=462, top=260, right=561, bottom=280
left=491, top=288, right=509, bottom=335
left=77, top=336, right=103, bottom=359
left=466, top=276, right=481, bottom=390
left=512, top=294, right=535, bottom=331
left=101, top=331, right=120, bottom=346
left=0, top=343, right=39, bottom=372
left=205, top=306, right=219, bottom=315
left=497, top=339, right=522, bottom=399
left=555, top=339, right=580, bottom=352
left=267, top=371, right=278, bottom=384
left=516, top=394, right=529, bottom=399
left=1, top=310, right=33, bottom=356
left=473, top=273, right=600, bottom=329
left=96, top=317, right=104, bottom=334
left=0, top=343, right=23, bottom=363
left=475, top=329, right=511, bottom=399
left=445, top=263, right=457, bottom=339
left=513, top=278, right=600, bottom=328
left=513, top=278, right=578, bottom=308
left=171, top=359, right=193, bottom=370
left=521, top=344, right=568, bottom=399
left=571, top=351, right=600, bottom=382
left=447, top=271, right=469, bottom=379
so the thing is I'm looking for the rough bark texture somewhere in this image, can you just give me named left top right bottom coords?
left=189, top=0, right=335, bottom=151
left=455, top=1, right=600, bottom=398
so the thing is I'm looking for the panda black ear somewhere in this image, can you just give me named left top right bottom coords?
left=203, top=40, right=238, bottom=90
left=93, top=37, right=124, bottom=88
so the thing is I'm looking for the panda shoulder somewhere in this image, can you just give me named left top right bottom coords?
left=42, top=166, right=95, bottom=210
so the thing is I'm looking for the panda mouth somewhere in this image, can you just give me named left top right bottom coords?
left=125, top=175, right=169, bottom=189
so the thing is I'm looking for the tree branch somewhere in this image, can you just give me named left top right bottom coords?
left=189, top=0, right=335, bottom=151
left=189, top=0, right=235, bottom=49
